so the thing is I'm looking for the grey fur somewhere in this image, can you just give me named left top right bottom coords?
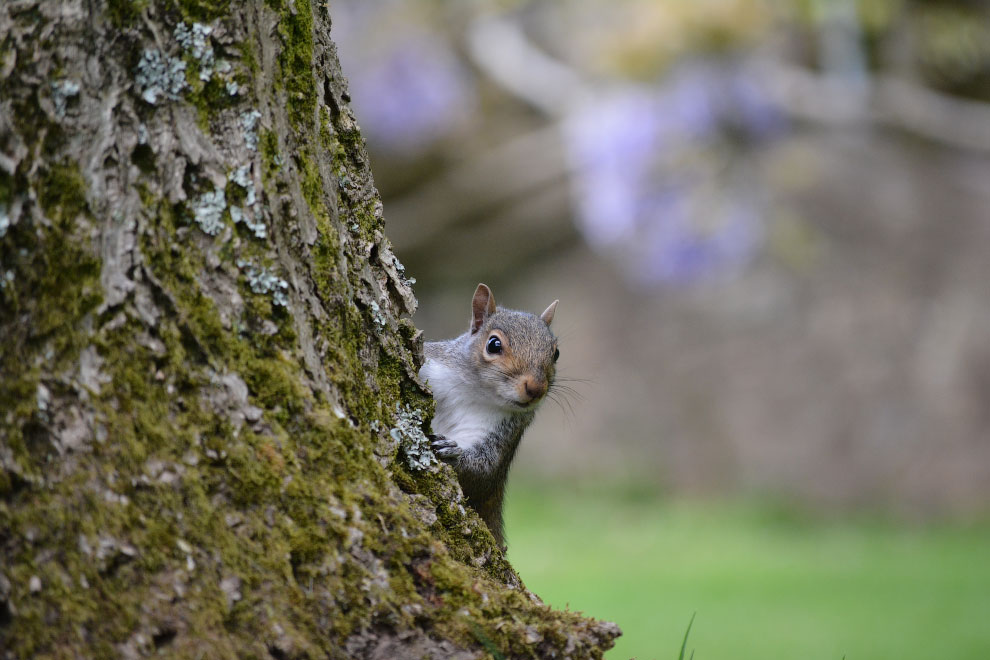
left=430, top=411, right=533, bottom=548
left=421, top=299, right=558, bottom=549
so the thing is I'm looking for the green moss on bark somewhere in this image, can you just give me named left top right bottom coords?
left=0, top=162, right=107, bottom=654
left=106, top=0, right=148, bottom=27
left=184, top=63, right=241, bottom=131
left=176, top=0, right=232, bottom=23
left=268, top=0, right=317, bottom=131
left=0, top=161, right=102, bottom=492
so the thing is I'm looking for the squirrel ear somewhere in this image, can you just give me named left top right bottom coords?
left=540, top=300, right=558, bottom=326
left=471, top=283, right=496, bottom=334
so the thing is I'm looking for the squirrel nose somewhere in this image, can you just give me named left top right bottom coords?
left=522, top=377, right=547, bottom=401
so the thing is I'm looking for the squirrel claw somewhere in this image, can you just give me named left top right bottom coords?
left=429, top=434, right=461, bottom=460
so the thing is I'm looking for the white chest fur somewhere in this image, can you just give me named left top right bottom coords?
left=419, top=358, right=506, bottom=452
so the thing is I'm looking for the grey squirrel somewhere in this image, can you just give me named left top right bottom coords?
left=419, top=283, right=559, bottom=549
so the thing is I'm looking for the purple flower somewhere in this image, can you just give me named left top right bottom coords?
left=564, top=61, right=780, bottom=287
left=349, top=36, right=475, bottom=153
left=333, top=2, right=476, bottom=154
left=565, top=89, right=666, bottom=247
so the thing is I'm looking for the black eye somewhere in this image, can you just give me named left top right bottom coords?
left=553, top=348, right=560, bottom=362
left=486, top=336, right=502, bottom=354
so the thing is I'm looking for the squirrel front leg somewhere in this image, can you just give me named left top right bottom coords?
left=429, top=434, right=461, bottom=461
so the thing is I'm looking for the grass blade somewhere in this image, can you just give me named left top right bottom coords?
left=678, top=612, right=696, bottom=660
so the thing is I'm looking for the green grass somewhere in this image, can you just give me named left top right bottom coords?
left=504, top=482, right=990, bottom=660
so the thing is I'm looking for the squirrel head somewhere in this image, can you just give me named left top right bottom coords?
left=468, top=283, right=559, bottom=410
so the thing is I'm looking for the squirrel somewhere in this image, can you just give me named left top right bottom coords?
left=419, top=283, right=559, bottom=550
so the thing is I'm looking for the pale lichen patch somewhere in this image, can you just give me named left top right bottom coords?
left=240, top=110, right=262, bottom=151
left=369, top=300, right=387, bottom=329
left=391, top=404, right=437, bottom=472
left=135, top=49, right=188, bottom=105
left=51, top=79, right=80, bottom=118
left=0, top=203, right=10, bottom=238
left=235, top=259, right=289, bottom=306
left=228, top=165, right=266, bottom=239
left=191, top=186, right=226, bottom=235
left=174, top=22, right=216, bottom=81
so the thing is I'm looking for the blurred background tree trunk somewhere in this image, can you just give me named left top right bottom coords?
left=0, top=1, right=619, bottom=657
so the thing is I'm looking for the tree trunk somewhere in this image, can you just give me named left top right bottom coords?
left=0, top=1, right=619, bottom=658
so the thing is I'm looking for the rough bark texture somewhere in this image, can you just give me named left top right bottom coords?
left=0, top=1, right=619, bottom=658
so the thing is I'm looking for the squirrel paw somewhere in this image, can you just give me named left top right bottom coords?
left=429, top=434, right=461, bottom=460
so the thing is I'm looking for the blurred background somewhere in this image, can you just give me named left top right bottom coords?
left=331, top=1, right=990, bottom=658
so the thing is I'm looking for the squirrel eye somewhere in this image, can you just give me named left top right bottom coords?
left=486, top=336, right=502, bottom=355
left=553, top=348, right=560, bottom=362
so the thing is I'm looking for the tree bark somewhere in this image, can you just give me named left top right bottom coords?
left=0, top=1, right=619, bottom=658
